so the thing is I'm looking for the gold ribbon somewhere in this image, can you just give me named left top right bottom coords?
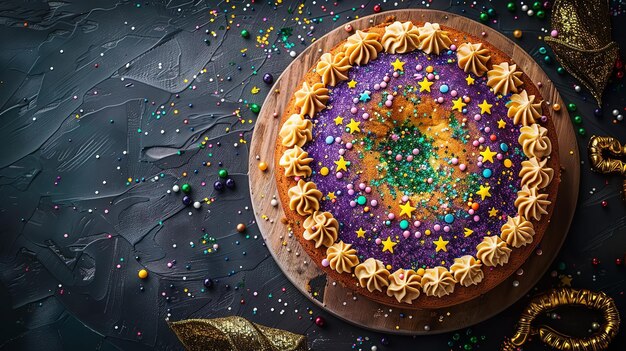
left=588, top=135, right=626, bottom=199
left=544, top=0, right=620, bottom=105
left=169, top=317, right=308, bottom=351
left=501, top=288, right=620, bottom=351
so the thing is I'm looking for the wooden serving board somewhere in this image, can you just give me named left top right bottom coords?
left=249, top=9, right=579, bottom=334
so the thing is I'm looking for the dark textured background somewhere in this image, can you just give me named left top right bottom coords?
left=1, top=1, right=625, bottom=350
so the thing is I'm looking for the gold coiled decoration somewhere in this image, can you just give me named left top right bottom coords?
left=588, top=135, right=626, bottom=199
left=169, top=317, right=308, bottom=351
left=501, top=288, right=620, bottom=351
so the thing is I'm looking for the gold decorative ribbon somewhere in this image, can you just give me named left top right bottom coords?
left=544, top=0, right=620, bottom=105
left=588, top=135, right=626, bottom=199
left=169, top=317, right=308, bottom=351
left=501, top=288, right=620, bottom=351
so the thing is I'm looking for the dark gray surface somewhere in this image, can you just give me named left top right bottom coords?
left=0, top=1, right=625, bottom=350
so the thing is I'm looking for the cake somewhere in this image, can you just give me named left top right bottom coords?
left=273, top=18, right=559, bottom=309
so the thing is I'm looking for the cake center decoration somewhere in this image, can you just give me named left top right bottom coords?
left=303, top=50, right=524, bottom=270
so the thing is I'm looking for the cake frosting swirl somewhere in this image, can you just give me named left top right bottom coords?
left=316, top=52, right=352, bottom=87
left=487, top=62, right=523, bottom=95
left=417, top=22, right=452, bottom=55
left=294, top=82, right=329, bottom=118
left=279, top=114, right=312, bottom=147
left=355, top=258, right=390, bottom=293
left=386, top=268, right=422, bottom=303
left=381, top=21, right=421, bottom=54
left=500, top=215, right=535, bottom=248
left=326, top=241, right=359, bottom=273
left=515, top=185, right=550, bottom=221
left=519, top=123, right=552, bottom=159
left=450, top=255, right=484, bottom=287
left=476, top=236, right=512, bottom=267
left=507, top=90, right=543, bottom=126
left=279, top=146, right=313, bottom=178
left=456, top=42, right=490, bottom=77
left=344, top=30, right=383, bottom=66
left=421, top=266, right=456, bottom=297
left=288, top=179, right=322, bottom=216
left=520, top=157, right=554, bottom=189
left=303, top=211, right=338, bottom=248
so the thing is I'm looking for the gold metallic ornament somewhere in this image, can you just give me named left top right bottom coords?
left=169, top=316, right=308, bottom=351
left=588, top=135, right=626, bottom=199
left=501, top=288, right=620, bottom=351
left=544, top=0, right=620, bottom=105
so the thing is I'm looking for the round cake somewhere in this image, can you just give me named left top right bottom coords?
left=274, top=18, right=559, bottom=309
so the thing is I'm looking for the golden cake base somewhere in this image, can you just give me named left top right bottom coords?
left=249, top=9, right=579, bottom=334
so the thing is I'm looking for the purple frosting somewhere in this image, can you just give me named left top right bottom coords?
left=302, top=50, right=526, bottom=271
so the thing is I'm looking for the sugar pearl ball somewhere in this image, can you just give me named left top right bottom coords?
left=193, top=201, right=201, bottom=209
left=172, top=185, right=180, bottom=192
left=271, top=199, right=279, bottom=207
left=289, top=50, right=296, bottom=58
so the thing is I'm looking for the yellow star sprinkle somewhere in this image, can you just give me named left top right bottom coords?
left=347, top=79, right=357, bottom=88
left=346, top=118, right=361, bottom=134
left=452, top=97, right=466, bottom=112
left=463, top=228, right=474, bottom=237
left=356, top=228, right=366, bottom=238
left=465, top=75, right=475, bottom=85
left=327, top=192, right=336, bottom=200
left=476, top=185, right=492, bottom=200
left=334, top=116, right=344, bottom=125
left=398, top=201, right=416, bottom=218
left=251, top=86, right=260, bottom=94
left=334, top=156, right=348, bottom=172
left=560, top=275, right=572, bottom=286
left=418, top=77, right=434, bottom=92
left=480, top=146, right=497, bottom=163
left=478, top=99, right=493, bottom=114
left=433, top=236, right=449, bottom=252
left=381, top=237, right=397, bottom=253
left=488, top=207, right=499, bottom=217
left=391, top=58, right=405, bottom=71
left=497, top=119, right=507, bottom=129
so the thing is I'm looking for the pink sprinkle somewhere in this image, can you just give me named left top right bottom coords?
left=414, top=221, right=421, bottom=227
left=412, top=148, right=420, bottom=155
left=395, top=154, right=402, bottom=161
left=414, top=232, right=422, bottom=239
left=402, top=195, right=409, bottom=202
left=443, top=226, right=450, bottom=232
left=406, top=155, right=414, bottom=162
left=416, top=64, right=423, bottom=71
left=383, top=76, right=390, bottom=82
left=387, top=95, right=394, bottom=101
left=321, top=259, right=330, bottom=267
left=370, top=200, right=378, bottom=207
left=374, top=84, right=380, bottom=90
left=484, top=127, right=491, bottom=133
left=451, top=157, right=458, bottom=165
left=437, top=97, right=444, bottom=103
left=365, top=186, right=371, bottom=193
left=385, top=100, right=393, bottom=107
left=477, top=161, right=483, bottom=167
left=375, top=238, right=382, bottom=245
left=469, top=209, right=475, bottom=215
left=459, top=163, right=467, bottom=171
left=352, top=98, right=360, bottom=104
left=427, top=177, right=433, bottom=184
left=473, top=215, right=480, bottom=222
left=399, top=273, right=405, bottom=279
left=388, top=213, right=395, bottom=220
left=474, top=114, right=481, bottom=121
left=294, top=176, right=301, bottom=181
left=380, top=81, right=387, bottom=88
left=427, top=73, right=434, bottom=80
left=550, top=29, right=558, bottom=37
left=346, top=142, right=353, bottom=149
left=336, top=172, right=343, bottom=179
left=478, top=137, right=485, bottom=143
left=392, top=71, right=399, bottom=78
left=450, top=44, right=457, bottom=51
left=350, top=200, right=357, bottom=207
left=434, top=224, right=441, bottom=231
left=350, top=107, right=357, bottom=114
left=402, top=231, right=410, bottom=239
left=362, top=112, right=369, bottom=119
left=359, top=182, right=366, bottom=190
left=450, top=90, right=458, bottom=97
